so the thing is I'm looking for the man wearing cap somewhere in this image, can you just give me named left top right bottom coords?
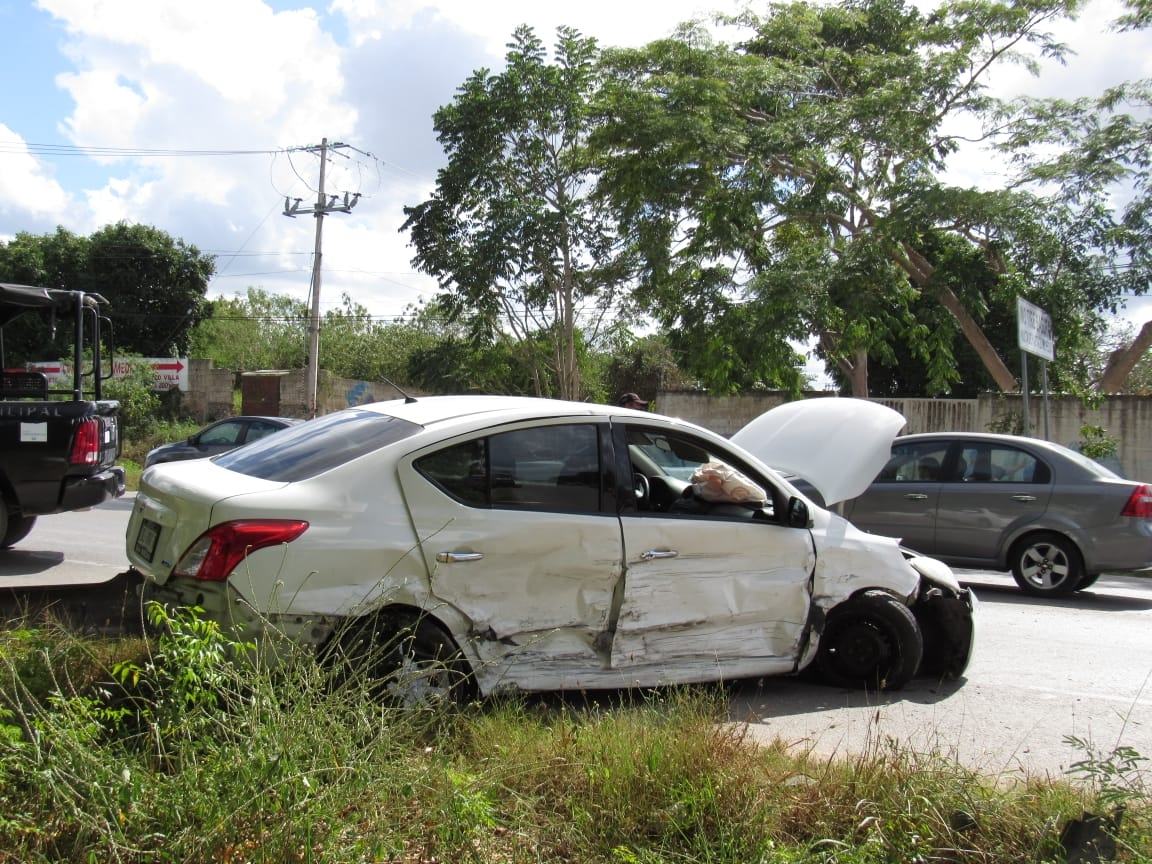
left=617, top=392, right=649, bottom=411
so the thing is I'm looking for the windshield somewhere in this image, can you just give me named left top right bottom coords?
left=214, top=408, right=422, bottom=481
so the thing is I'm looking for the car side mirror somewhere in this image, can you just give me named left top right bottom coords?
left=786, top=496, right=810, bottom=529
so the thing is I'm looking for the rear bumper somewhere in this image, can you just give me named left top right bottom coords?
left=60, top=465, right=126, bottom=511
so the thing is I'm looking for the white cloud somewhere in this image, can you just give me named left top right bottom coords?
left=0, top=126, right=73, bottom=231
left=331, top=0, right=722, bottom=52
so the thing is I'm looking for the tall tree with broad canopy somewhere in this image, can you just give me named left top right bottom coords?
left=594, top=0, right=1116, bottom=397
left=0, top=223, right=214, bottom=360
left=402, top=25, right=630, bottom=400
left=998, top=78, right=1152, bottom=392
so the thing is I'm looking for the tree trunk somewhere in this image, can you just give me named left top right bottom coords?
left=1098, top=319, right=1152, bottom=393
left=935, top=285, right=1018, bottom=392
left=831, top=346, right=869, bottom=397
left=891, top=243, right=1019, bottom=393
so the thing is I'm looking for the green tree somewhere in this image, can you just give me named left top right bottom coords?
left=402, top=25, right=630, bottom=400
left=85, top=222, right=214, bottom=355
left=0, top=223, right=214, bottom=358
left=319, top=295, right=438, bottom=385
left=595, top=0, right=1104, bottom=397
left=189, top=288, right=309, bottom=371
left=998, top=75, right=1152, bottom=392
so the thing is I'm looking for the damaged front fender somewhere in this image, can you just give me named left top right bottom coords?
left=907, top=554, right=977, bottom=680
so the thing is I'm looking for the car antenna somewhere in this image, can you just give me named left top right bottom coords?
left=382, top=375, right=418, bottom=404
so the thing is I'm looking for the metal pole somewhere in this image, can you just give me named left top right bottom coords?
left=1041, top=360, right=1050, bottom=441
left=306, top=138, right=328, bottom=419
left=1020, top=351, right=1030, bottom=437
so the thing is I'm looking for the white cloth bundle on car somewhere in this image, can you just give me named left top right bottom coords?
left=690, top=461, right=767, bottom=504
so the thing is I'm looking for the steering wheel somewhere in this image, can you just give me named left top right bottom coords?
left=633, top=472, right=650, bottom=509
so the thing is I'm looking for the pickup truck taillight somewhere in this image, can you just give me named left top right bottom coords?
left=173, top=520, right=309, bottom=582
left=1121, top=484, right=1152, bottom=518
left=68, top=418, right=102, bottom=466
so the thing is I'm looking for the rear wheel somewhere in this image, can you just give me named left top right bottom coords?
left=326, top=611, right=476, bottom=707
left=0, top=514, right=36, bottom=548
left=817, top=591, right=923, bottom=690
left=1010, top=532, right=1082, bottom=598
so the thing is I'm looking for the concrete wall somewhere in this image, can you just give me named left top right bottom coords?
left=182, top=359, right=235, bottom=422
left=656, top=390, right=1152, bottom=481
left=275, top=369, right=426, bottom=417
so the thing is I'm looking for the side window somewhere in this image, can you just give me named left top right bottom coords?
left=199, top=421, right=243, bottom=446
left=626, top=425, right=779, bottom=520
left=490, top=425, right=600, bottom=513
left=416, top=437, right=489, bottom=506
left=877, top=441, right=950, bottom=482
left=958, top=444, right=1048, bottom=484
left=246, top=421, right=284, bottom=442
left=415, top=424, right=602, bottom=513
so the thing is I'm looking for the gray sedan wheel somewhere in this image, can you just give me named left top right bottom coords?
left=1075, top=572, right=1101, bottom=591
left=1010, top=532, right=1082, bottom=598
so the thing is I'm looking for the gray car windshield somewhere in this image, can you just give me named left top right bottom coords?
left=214, top=409, right=422, bottom=481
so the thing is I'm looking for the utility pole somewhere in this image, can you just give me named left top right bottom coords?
left=283, top=138, right=361, bottom=417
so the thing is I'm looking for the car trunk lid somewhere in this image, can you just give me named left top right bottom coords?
left=128, top=460, right=289, bottom=585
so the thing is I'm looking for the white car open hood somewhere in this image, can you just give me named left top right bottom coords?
left=731, top=399, right=906, bottom=506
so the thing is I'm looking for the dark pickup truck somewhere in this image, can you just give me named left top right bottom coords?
left=0, top=283, right=125, bottom=547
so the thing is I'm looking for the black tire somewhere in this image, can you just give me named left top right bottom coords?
left=1009, top=532, right=1082, bottom=598
left=1076, top=572, right=1101, bottom=591
left=0, top=514, right=36, bottom=548
left=817, top=591, right=923, bottom=690
left=326, top=611, right=476, bottom=707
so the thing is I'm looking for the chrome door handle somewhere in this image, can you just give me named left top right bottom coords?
left=1012, top=495, right=1037, bottom=502
left=436, top=552, right=484, bottom=563
left=903, top=493, right=929, bottom=500
left=640, top=549, right=679, bottom=560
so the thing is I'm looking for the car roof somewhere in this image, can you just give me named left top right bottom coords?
left=219, top=415, right=303, bottom=424
left=353, top=395, right=668, bottom=428
left=896, top=431, right=1071, bottom=452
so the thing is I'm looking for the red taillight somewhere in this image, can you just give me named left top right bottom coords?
left=173, top=520, right=309, bottom=582
left=69, top=418, right=102, bottom=466
left=1121, top=484, right=1152, bottom=518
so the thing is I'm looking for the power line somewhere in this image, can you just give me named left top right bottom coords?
left=0, top=142, right=283, bottom=157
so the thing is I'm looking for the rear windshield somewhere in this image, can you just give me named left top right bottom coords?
left=214, top=409, right=422, bottom=481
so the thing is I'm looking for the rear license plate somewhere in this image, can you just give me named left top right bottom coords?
left=134, top=519, right=161, bottom=563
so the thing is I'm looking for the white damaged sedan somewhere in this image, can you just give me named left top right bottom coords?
left=126, top=396, right=975, bottom=698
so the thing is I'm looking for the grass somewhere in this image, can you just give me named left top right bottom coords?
left=1, top=606, right=1149, bottom=864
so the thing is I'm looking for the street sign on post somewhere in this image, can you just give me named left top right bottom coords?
left=1016, top=297, right=1055, bottom=438
left=1017, top=297, right=1055, bottom=361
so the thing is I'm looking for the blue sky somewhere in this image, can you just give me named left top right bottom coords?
left=1, top=0, right=1150, bottom=350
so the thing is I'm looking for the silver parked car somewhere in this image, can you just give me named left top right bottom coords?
left=839, top=432, right=1152, bottom=597
left=126, top=396, right=975, bottom=698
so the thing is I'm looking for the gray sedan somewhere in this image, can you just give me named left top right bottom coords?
left=144, top=416, right=304, bottom=468
left=840, top=432, right=1152, bottom=597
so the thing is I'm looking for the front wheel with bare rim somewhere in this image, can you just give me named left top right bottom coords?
left=816, top=591, right=923, bottom=690
left=1010, top=532, right=1082, bottom=598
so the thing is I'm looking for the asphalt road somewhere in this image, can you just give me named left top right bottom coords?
left=3, top=495, right=1151, bottom=782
